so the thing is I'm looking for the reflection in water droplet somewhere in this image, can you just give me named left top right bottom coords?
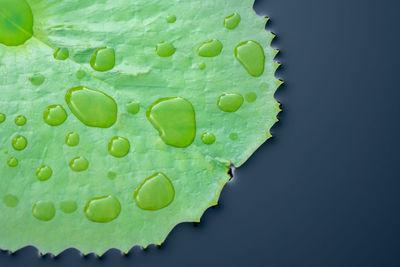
left=43, top=105, right=67, bottom=126
left=197, top=40, right=223, bottom=57
left=84, top=195, right=121, bottom=223
left=65, top=132, right=79, bottom=146
left=166, top=14, right=176, bottom=23
left=90, top=47, right=115, bottom=72
left=229, top=133, right=238, bottom=140
left=12, top=135, right=27, bottom=151
left=65, top=86, right=118, bottom=128
left=0, top=113, right=5, bottom=123
left=36, top=165, right=52, bottom=181
left=7, top=157, right=18, bottom=167
left=245, top=92, right=257, bottom=103
left=54, top=47, right=69, bottom=60
left=126, top=101, right=140, bottom=115
left=235, top=41, right=265, bottom=77
left=29, top=74, right=45, bottom=86
left=217, top=93, right=244, bottom=112
left=107, top=171, right=117, bottom=180
left=224, top=13, right=241, bottom=30
left=76, top=69, right=86, bottom=80
left=69, top=156, right=89, bottom=172
left=14, top=115, right=26, bottom=126
left=198, top=63, right=206, bottom=70
left=3, top=194, right=18, bottom=207
left=59, top=200, right=77, bottom=214
left=155, top=41, right=176, bottom=57
left=147, top=97, right=196, bottom=148
left=201, top=132, right=216, bottom=145
left=108, top=136, right=130, bottom=158
left=0, top=0, right=33, bottom=46
left=134, top=172, right=175, bottom=211
left=32, top=201, right=56, bottom=221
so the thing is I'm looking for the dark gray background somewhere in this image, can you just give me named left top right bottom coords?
left=2, top=0, right=400, bottom=266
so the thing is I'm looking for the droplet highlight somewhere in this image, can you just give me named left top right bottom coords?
left=126, top=101, right=140, bottom=115
left=29, top=73, right=45, bottom=86
left=43, top=105, right=67, bottom=126
left=54, top=47, right=69, bottom=60
left=84, top=195, right=121, bottom=223
left=69, top=156, right=89, bottom=172
left=14, top=115, right=26, bottom=126
left=197, top=40, right=223, bottom=57
left=108, top=136, right=130, bottom=158
left=3, top=194, right=18, bottom=207
left=35, top=165, right=52, bottom=181
left=12, top=135, right=27, bottom=151
left=156, top=41, right=176, bottom=57
left=90, top=47, right=115, bottom=72
left=201, top=132, right=216, bottom=145
left=224, top=13, right=241, bottom=30
left=235, top=41, right=265, bottom=77
left=59, top=200, right=77, bottom=214
left=217, top=93, right=244, bottom=112
left=32, top=201, right=55, bottom=221
left=65, top=132, right=79, bottom=146
left=7, top=157, right=18, bottom=167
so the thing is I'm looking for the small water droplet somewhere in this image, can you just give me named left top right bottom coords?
left=134, top=172, right=175, bottom=211
left=76, top=69, right=86, bottom=80
left=12, top=135, right=27, bottom=151
left=197, top=40, right=223, bottom=57
left=43, top=105, right=67, bottom=126
left=147, top=97, right=196, bottom=148
left=32, top=201, right=55, bottom=221
left=3, top=194, right=18, bottom=207
left=201, top=132, right=216, bottom=145
left=90, top=47, right=115, bottom=72
left=69, top=156, right=89, bottom=172
left=7, top=157, right=18, bottom=167
left=155, top=41, right=176, bottom=57
left=65, top=86, right=118, bottom=128
left=235, top=41, right=265, bottom=77
left=54, top=47, right=69, bottom=60
left=223, top=13, right=241, bottom=30
left=0, top=113, right=5, bottom=123
left=217, top=93, right=244, bottom=112
left=84, top=195, right=121, bottom=223
left=166, top=14, right=176, bottom=23
left=36, top=165, right=52, bottom=181
left=29, top=73, right=45, bottom=86
left=108, top=136, right=130, bottom=158
left=14, top=115, right=26, bottom=126
left=107, top=171, right=117, bottom=180
left=229, top=133, right=238, bottom=140
left=126, top=101, right=140, bottom=115
left=245, top=92, right=257, bottom=103
left=59, top=200, right=77, bottom=214
left=65, top=132, right=79, bottom=146
left=198, top=63, right=206, bottom=70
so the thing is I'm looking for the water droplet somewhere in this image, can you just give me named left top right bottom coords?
left=7, top=157, right=18, bottom=167
left=65, top=132, right=79, bottom=146
left=12, top=135, right=27, bottom=151
left=0, top=113, right=5, bottom=123
left=14, top=115, right=26, bottom=126
left=126, top=101, right=140, bottom=115
left=235, top=41, right=265, bottom=77
left=107, top=171, right=117, bottom=180
left=201, top=132, right=216, bottom=145
left=155, top=41, right=176, bottom=57
left=43, top=105, right=67, bottom=126
left=69, top=156, right=89, bottom=172
left=54, top=47, right=69, bottom=60
left=217, top=93, right=244, bottom=112
left=224, top=13, right=241, bottom=30
left=84, top=195, right=121, bottom=223
left=3, top=194, right=18, bottom=207
left=76, top=69, right=86, bottom=80
left=197, top=40, right=223, bottom=57
left=29, top=73, right=45, bottom=86
left=108, top=136, right=130, bottom=158
left=147, top=97, right=196, bottom=148
left=166, top=14, right=176, bottom=23
left=229, top=133, right=238, bottom=140
left=245, top=92, right=257, bottom=103
left=198, top=63, right=206, bottom=70
left=90, top=47, right=115, bottom=72
left=35, top=165, right=52, bottom=181
left=65, top=86, right=118, bottom=128
left=32, top=201, right=55, bottom=221
left=59, top=200, right=77, bottom=214
left=0, top=0, right=33, bottom=46
left=134, top=172, right=175, bottom=211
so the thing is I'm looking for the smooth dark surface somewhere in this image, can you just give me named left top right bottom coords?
left=2, top=0, right=400, bottom=266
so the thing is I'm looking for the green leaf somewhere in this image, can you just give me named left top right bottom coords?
left=0, top=0, right=281, bottom=255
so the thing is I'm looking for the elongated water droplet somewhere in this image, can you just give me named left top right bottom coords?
left=90, top=47, right=115, bottom=72
left=32, top=201, right=55, bottom=221
left=65, top=132, right=79, bottom=146
left=0, top=0, right=33, bottom=46
left=134, top=172, right=175, bottom=210
left=217, top=93, right=244, bottom=112
left=14, top=115, right=26, bottom=126
left=197, top=40, right=223, bottom=57
left=155, top=41, right=176, bottom=57
left=0, top=113, right=5, bottom=123
left=29, top=73, right=45, bottom=86
left=76, top=69, right=86, bottom=80
left=166, top=14, right=176, bottom=23
left=224, top=13, right=241, bottom=30
left=245, top=92, right=257, bottom=103
left=59, top=200, right=77, bottom=214
left=54, top=47, right=69, bottom=60
left=7, top=157, right=18, bottom=167
left=3, top=194, right=18, bottom=207
left=126, top=101, right=140, bottom=115
left=12, top=135, right=27, bottom=151
left=36, top=165, right=52, bottom=181
left=108, top=136, right=130, bottom=158
left=69, top=156, right=89, bottom=172
left=201, top=132, right=216, bottom=145
left=84, top=195, right=121, bottom=223
left=235, top=41, right=265, bottom=77
left=43, top=105, right=67, bottom=126
left=147, top=97, right=196, bottom=148
left=65, top=86, right=118, bottom=128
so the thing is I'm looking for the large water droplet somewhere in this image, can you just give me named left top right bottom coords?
left=224, top=13, right=241, bottom=30
left=126, top=101, right=140, bottom=115
left=43, top=105, right=67, bottom=126
left=7, top=157, right=18, bottom=167
left=155, top=41, right=176, bottom=57
left=84, top=195, right=121, bottom=223
left=14, top=115, right=26, bottom=126
left=36, top=165, right=52, bottom=181
left=0, top=113, right=5, bottom=123
left=12, top=135, right=27, bottom=151
left=69, top=156, right=89, bottom=172
left=54, top=47, right=69, bottom=60
left=29, top=74, right=45, bottom=86
left=59, top=200, right=77, bottom=214
left=235, top=41, right=265, bottom=77
left=90, top=47, right=115, bottom=72
left=65, top=86, right=118, bottom=128
left=32, top=201, right=55, bottom=221
left=134, top=172, right=175, bottom=210
left=0, top=0, right=33, bottom=46
left=217, top=93, right=244, bottom=112
left=65, top=132, right=79, bottom=146
left=197, top=40, right=223, bottom=57
left=3, top=194, right=18, bottom=207
left=201, top=132, right=216, bottom=145
left=147, top=97, right=196, bottom=148
left=108, top=136, right=130, bottom=158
